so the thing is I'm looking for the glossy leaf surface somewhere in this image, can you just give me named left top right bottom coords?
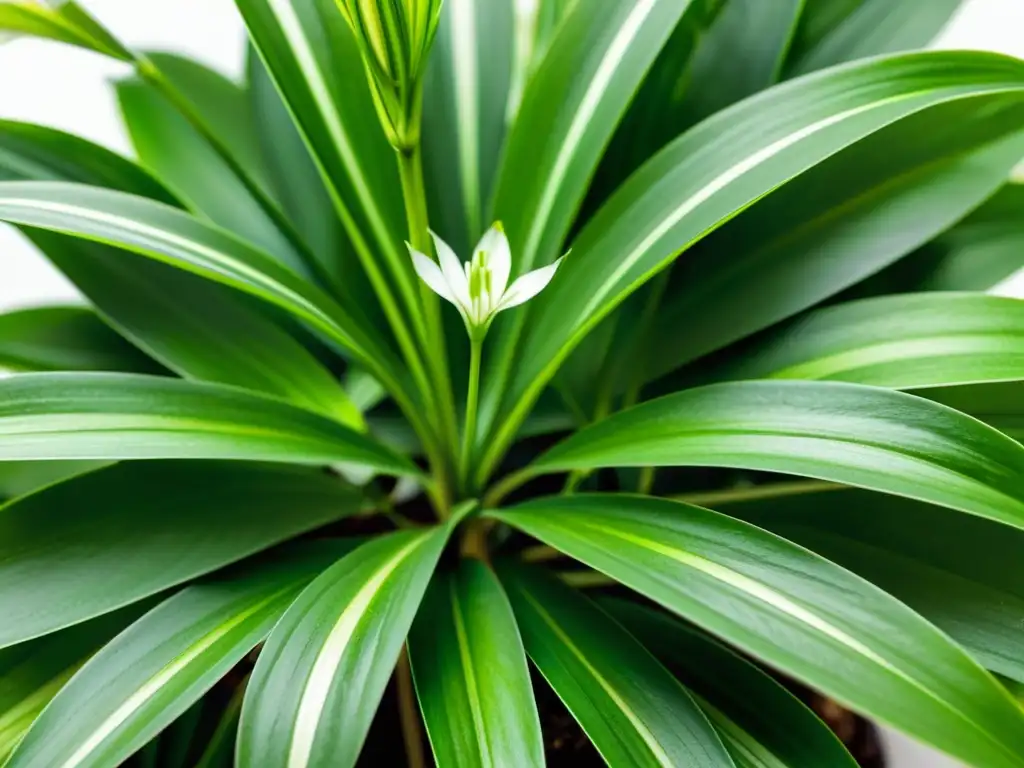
left=409, top=560, right=543, bottom=768
left=0, top=461, right=363, bottom=648
left=0, top=373, right=413, bottom=472
left=607, top=600, right=858, bottom=768
left=647, top=109, right=1024, bottom=382
left=485, top=51, right=1024, bottom=468
left=730, top=487, right=1024, bottom=684
left=532, top=380, right=1024, bottom=530
left=237, top=528, right=451, bottom=768
left=0, top=306, right=158, bottom=374
left=786, top=0, right=964, bottom=76
left=0, top=181, right=407, bottom=394
left=712, top=293, right=1024, bottom=389
left=497, top=562, right=733, bottom=768
left=8, top=541, right=361, bottom=768
left=0, top=124, right=363, bottom=422
left=492, top=495, right=1024, bottom=768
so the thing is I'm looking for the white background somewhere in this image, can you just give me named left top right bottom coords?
left=0, top=2, right=1022, bottom=765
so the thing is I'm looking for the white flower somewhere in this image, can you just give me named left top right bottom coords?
left=409, top=223, right=564, bottom=339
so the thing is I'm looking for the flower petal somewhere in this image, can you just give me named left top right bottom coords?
left=496, top=257, right=564, bottom=312
left=409, top=244, right=456, bottom=305
left=476, top=223, right=512, bottom=299
left=431, top=230, right=472, bottom=312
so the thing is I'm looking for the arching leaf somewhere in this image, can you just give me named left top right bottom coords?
left=480, top=52, right=1024, bottom=480
left=0, top=373, right=415, bottom=473
left=0, top=461, right=366, bottom=648
left=491, top=495, right=1024, bottom=768
left=496, top=561, right=734, bottom=768
left=237, top=528, right=452, bottom=768
left=409, top=560, right=543, bottom=768
left=529, top=380, right=1024, bottom=531
left=7, top=540, right=360, bottom=768
left=0, top=306, right=159, bottom=374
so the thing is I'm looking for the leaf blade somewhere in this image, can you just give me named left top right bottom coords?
left=710, top=292, right=1024, bottom=389
left=237, top=528, right=452, bottom=768
left=495, top=561, right=734, bottom=768
left=0, top=306, right=160, bottom=374
left=491, top=494, right=1024, bottom=768
left=531, top=380, right=1024, bottom=531
left=0, top=373, right=414, bottom=473
left=0, top=180, right=413, bottom=405
left=0, top=460, right=365, bottom=648
left=727, top=487, right=1024, bottom=685
left=605, top=599, right=858, bottom=768
left=483, top=51, right=1024, bottom=476
left=7, top=541, right=361, bottom=768
left=409, top=561, right=543, bottom=768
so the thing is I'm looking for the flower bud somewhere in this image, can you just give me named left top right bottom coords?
left=335, top=0, right=444, bottom=152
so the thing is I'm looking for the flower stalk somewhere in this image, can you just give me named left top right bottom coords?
left=409, top=224, right=564, bottom=496
left=460, top=334, right=483, bottom=489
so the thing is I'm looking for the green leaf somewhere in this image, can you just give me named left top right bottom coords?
left=235, top=0, right=417, bottom=316
left=709, top=293, right=1024, bottom=389
left=0, top=1, right=132, bottom=60
left=529, top=380, right=1024, bottom=531
left=0, top=610, right=143, bottom=761
left=246, top=50, right=364, bottom=306
left=0, top=373, right=415, bottom=473
left=647, top=106, right=1024, bottom=383
left=0, top=460, right=365, bottom=648
left=422, top=0, right=514, bottom=254
left=492, top=0, right=693, bottom=277
left=504, top=0, right=577, bottom=121
left=606, top=600, right=858, bottom=768
left=0, top=123, right=364, bottom=426
left=785, top=0, right=964, bottom=76
left=925, top=382, right=1024, bottom=440
left=409, top=560, right=543, bottom=768
left=0, top=460, right=108, bottom=503
left=35, top=234, right=362, bottom=426
left=116, top=56, right=306, bottom=274
left=141, top=52, right=273, bottom=195
left=725, top=487, right=1024, bottom=682
left=484, top=52, right=1024, bottom=468
left=7, top=540, right=361, bottom=768
left=0, top=306, right=159, bottom=374
left=0, top=120, right=175, bottom=201
left=901, top=182, right=1024, bottom=292
left=495, top=561, right=734, bottom=767
left=677, top=0, right=802, bottom=126
left=490, top=494, right=1024, bottom=768
left=481, top=0, right=698, bottom=431
left=583, top=1, right=725, bottom=208
left=0, top=181, right=414, bottom=406
left=237, top=528, right=452, bottom=768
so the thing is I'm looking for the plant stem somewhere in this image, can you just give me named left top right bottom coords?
left=636, top=466, right=655, bottom=495
left=396, top=648, right=426, bottom=768
left=398, top=147, right=432, bottom=253
left=397, top=145, right=460, bottom=503
left=460, top=335, right=483, bottom=490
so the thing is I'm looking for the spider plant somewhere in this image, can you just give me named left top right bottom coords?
left=1, top=0, right=1024, bottom=766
